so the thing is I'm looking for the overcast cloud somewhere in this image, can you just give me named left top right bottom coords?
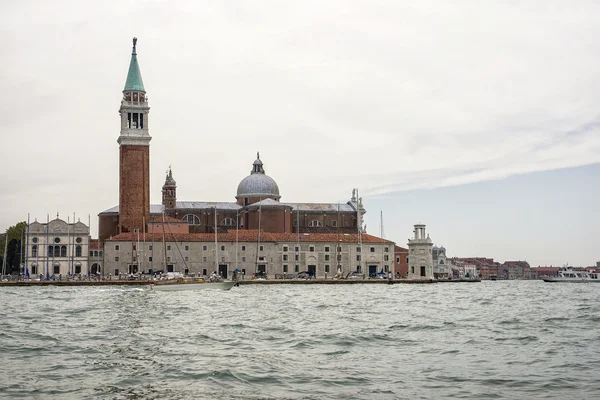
left=1, top=1, right=599, bottom=264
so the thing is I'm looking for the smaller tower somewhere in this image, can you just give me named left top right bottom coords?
left=162, top=167, right=177, bottom=210
left=407, top=224, right=434, bottom=279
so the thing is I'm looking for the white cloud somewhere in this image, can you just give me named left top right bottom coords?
left=0, top=0, right=599, bottom=233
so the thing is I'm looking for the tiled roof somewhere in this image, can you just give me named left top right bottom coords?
left=106, top=230, right=394, bottom=244
left=89, top=240, right=104, bottom=249
left=284, top=202, right=357, bottom=213
left=247, top=199, right=292, bottom=208
left=176, top=201, right=241, bottom=211
left=99, top=204, right=165, bottom=215
left=394, top=245, right=408, bottom=252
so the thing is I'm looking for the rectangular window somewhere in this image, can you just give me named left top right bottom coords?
left=370, top=247, right=375, bottom=252
left=242, top=245, right=246, bottom=251
left=406, top=257, right=409, bottom=263
left=356, top=255, right=361, bottom=261
left=337, top=246, right=342, bottom=253
left=309, top=246, right=314, bottom=252
left=259, top=245, right=264, bottom=251
left=283, top=265, right=288, bottom=272
left=221, top=245, right=225, bottom=251
left=332, top=220, right=337, bottom=227
left=115, top=245, right=120, bottom=251
left=89, top=251, right=93, bottom=257
left=337, top=254, right=342, bottom=261
left=396, top=257, right=400, bottom=263
left=325, top=265, right=330, bottom=273
left=167, top=245, right=171, bottom=251
left=295, top=246, right=299, bottom=252
left=203, top=245, right=207, bottom=251
left=325, top=255, right=330, bottom=261
left=149, top=257, right=152, bottom=262
left=384, top=255, right=389, bottom=261
left=283, top=246, right=288, bottom=252
left=53, top=265, right=60, bottom=274
left=114, top=269, right=119, bottom=276
left=283, top=255, right=288, bottom=261
left=295, top=265, right=299, bottom=272
left=75, top=265, right=81, bottom=274
left=203, top=257, right=207, bottom=262
left=115, top=256, right=119, bottom=262
left=31, top=265, right=38, bottom=275
left=411, top=266, right=415, bottom=274
left=185, top=245, right=189, bottom=251
left=202, top=268, right=207, bottom=275
left=325, top=246, right=330, bottom=252
left=356, top=247, right=361, bottom=252
left=94, top=251, right=98, bottom=257
left=242, top=257, right=246, bottom=262
left=149, top=245, right=153, bottom=251
left=295, top=254, right=299, bottom=261
left=242, top=268, right=246, bottom=275
left=185, top=256, right=189, bottom=261
left=385, top=247, right=389, bottom=252
left=99, top=251, right=103, bottom=257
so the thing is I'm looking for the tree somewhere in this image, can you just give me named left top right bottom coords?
left=0, top=221, right=26, bottom=275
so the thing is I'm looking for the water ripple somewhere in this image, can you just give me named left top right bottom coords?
left=1, top=282, right=599, bottom=399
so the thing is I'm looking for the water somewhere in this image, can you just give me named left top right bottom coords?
left=1, top=281, right=599, bottom=399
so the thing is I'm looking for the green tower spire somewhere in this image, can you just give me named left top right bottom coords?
left=123, top=37, right=145, bottom=92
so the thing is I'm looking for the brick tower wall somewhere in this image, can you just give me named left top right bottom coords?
left=119, top=145, right=150, bottom=233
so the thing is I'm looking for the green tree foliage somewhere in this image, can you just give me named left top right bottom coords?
left=1, top=221, right=26, bottom=274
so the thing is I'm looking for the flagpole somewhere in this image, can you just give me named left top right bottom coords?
left=25, top=213, right=30, bottom=280
left=46, top=214, right=49, bottom=280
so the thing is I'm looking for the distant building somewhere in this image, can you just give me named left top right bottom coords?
left=102, top=231, right=393, bottom=279
left=500, top=261, right=531, bottom=280
left=407, top=224, right=433, bottom=279
left=432, top=246, right=451, bottom=279
left=532, top=266, right=559, bottom=279
left=26, top=218, right=90, bottom=277
left=394, top=245, right=408, bottom=278
left=88, top=240, right=104, bottom=276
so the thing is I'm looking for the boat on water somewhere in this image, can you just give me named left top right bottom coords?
left=152, top=278, right=236, bottom=291
left=542, top=267, right=600, bottom=283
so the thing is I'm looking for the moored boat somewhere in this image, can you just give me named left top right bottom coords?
left=542, top=267, right=600, bottom=283
left=152, top=278, right=236, bottom=291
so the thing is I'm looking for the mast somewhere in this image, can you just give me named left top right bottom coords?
left=337, top=203, right=341, bottom=276
left=235, top=208, right=239, bottom=271
left=214, top=206, right=218, bottom=273
left=25, top=213, right=30, bottom=279
left=142, top=216, right=145, bottom=273
left=255, top=199, right=262, bottom=275
left=161, top=212, right=167, bottom=271
left=296, top=204, right=300, bottom=272
left=357, top=189, right=363, bottom=274
left=67, top=216, right=71, bottom=276
left=2, top=234, right=7, bottom=276
left=45, top=214, right=49, bottom=279
left=380, top=210, right=384, bottom=275
left=151, top=215, right=155, bottom=273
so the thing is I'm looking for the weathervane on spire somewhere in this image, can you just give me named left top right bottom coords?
left=132, top=37, right=137, bottom=53
left=257, top=151, right=260, bottom=160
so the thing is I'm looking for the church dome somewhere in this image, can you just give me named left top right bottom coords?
left=236, top=153, right=280, bottom=199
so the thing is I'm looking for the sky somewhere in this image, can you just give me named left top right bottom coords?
left=1, top=1, right=598, bottom=267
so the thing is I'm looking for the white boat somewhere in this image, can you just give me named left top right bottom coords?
left=152, top=278, right=236, bottom=291
left=542, top=267, right=600, bottom=283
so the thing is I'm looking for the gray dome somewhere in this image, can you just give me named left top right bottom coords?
left=236, top=152, right=280, bottom=199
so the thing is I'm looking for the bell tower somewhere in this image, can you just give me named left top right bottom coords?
left=162, top=167, right=177, bottom=210
left=118, top=37, right=151, bottom=234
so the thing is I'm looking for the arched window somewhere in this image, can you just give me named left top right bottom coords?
left=48, top=246, right=53, bottom=257
left=182, top=214, right=201, bottom=225
left=308, top=220, right=323, bottom=227
left=32, top=245, right=38, bottom=258
left=439, top=259, right=444, bottom=265
left=54, top=245, right=60, bottom=256
left=75, top=245, right=82, bottom=257
left=60, top=245, right=67, bottom=257
left=221, top=218, right=236, bottom=227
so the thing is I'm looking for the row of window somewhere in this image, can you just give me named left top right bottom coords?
left=31, top=245, right=83, bottom=258
left=180, top=214, right=346, bottom=229
left=30, top=265, right=83, bottom=275
left=115, top=244, right=390, bottom=253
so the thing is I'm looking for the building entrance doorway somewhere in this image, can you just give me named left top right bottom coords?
left=219, top=264, right=228, bottom=279
left=368, top=265, right=377, bottom=277
left=307, top=265, right=316, bottom=277
left=420, top=266, right=426, bottom=277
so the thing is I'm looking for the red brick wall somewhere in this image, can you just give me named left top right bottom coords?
left=247, top=208, right=292, bottom=233
left=99, top=214, right=119, bottom=241
left=119, top=145, right=150, bottom=234
left=394, top=247, right=408, bottom=277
